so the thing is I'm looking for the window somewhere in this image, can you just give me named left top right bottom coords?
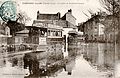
left=48, top=30, right=50, bottom=36
left=55, top=31, right=58, bottom=36
left=95, top=27, right=97, bottom=29
left=94, top=34, right=97, bottom=37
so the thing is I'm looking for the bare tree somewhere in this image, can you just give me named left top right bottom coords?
left=99, top=0, right=120, bottom=16
left=82, top=11, right=90, bottom=18
left=6, top=11, right=31, bottom=35
left=99, top=0, right=120, bottom=62
left=99, top=0, right=120, bottom=31
left=16, top=11, right=31, bottom=25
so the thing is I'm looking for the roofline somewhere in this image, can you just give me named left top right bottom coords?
left=62, top=13, right=76, bottom=20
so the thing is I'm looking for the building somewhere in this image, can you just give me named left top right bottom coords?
left=6, top=10, right=64, bottom=54
left=34, top=9, right=77, bottom=52
left=33, top=14, right=64, bottom=69
left=61, top=9, right=76, bottom=28
left=7, top=28, right=33, bottom=52
left=36, top=9, right=76, bottom=28
left=79, top=12, right=106, bottom=42
left=60, top=9, right=77, bottom=52
left=0, top=21, right=11, bottom=54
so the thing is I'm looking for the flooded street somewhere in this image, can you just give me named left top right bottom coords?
left=1, top=0, right=120, bottom=78
left=0, top=42, right=119, bottom=78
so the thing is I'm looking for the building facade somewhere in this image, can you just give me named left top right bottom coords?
left=35, top=9, right=77, bottom=52
left=80, top=12, right=106, bottom=42
left=61, top=9, right=76, bottom=28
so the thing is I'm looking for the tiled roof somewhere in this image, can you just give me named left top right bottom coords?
left=37, top=13, right=60, bottom=20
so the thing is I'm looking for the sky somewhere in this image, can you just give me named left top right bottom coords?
left=0, top=0, right=105, bottom=25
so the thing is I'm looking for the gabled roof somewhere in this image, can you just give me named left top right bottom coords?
left=61, top=12, right=76, bottom=20
left=16, top=28, right=29, bottom=34
left=61, top=9, right=76, bottom=20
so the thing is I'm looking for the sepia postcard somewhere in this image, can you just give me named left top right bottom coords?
left=0, top=0, right=119, bottom=78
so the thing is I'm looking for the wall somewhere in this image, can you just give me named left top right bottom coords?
left=66, top=13, right=76, bottom=26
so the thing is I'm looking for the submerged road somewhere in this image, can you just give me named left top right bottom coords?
left=0, top=42, right=118, bottom=78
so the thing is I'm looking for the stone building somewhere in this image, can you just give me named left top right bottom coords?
left=36, top=9, right=76, bottom=28
left=35, top=9, right=77, bottom=53
left=79, top=12, right=106, bottom=42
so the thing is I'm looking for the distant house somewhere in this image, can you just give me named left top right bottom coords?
left=80, top=12, right=106, bottom=42
left=16, top=28, right=29, bottom=37
left=0, top=21, right=11, bottom=36
left=7, top=28, right=29, bottom=45
left=5, top=26, right=10, bottom=36
left=7, top=25, right=48, bottom=52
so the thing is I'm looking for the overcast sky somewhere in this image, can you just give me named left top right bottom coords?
left=0, top=0, right=105, bottom=25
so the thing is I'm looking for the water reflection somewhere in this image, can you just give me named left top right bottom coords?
left=0, top=42, right=119, bottom=78
left=0, top=54, right=25, bottom=78
left=64, top=58, right=75, bottom=75
left=83, top=43, right=115, bottom=71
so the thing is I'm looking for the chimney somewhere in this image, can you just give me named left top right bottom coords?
left=37, top=11, right=40, bottom=19
left=37, top=11, right=40, bottom=15
left=57, top=12, right=61, bottom=19
left=98, top=12, right=100, bottom=15
left=68, top=9, right=72, bottom=14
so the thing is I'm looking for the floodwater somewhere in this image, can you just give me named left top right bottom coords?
left=0, top=42, right=120, bottom=78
